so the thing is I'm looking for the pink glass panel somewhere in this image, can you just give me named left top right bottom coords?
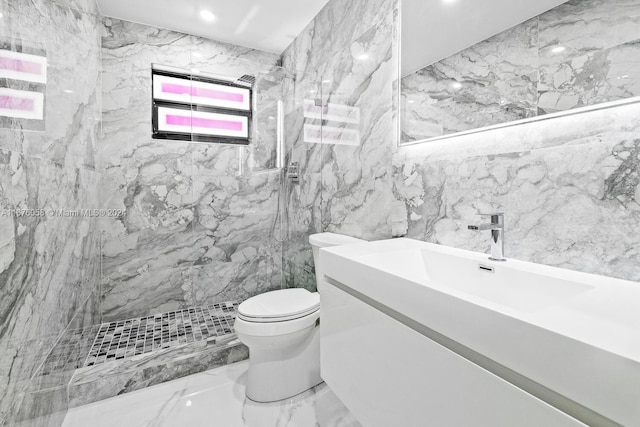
left=162, top=83, right=244, bottom=103
left=0, top=57, right=43, bottom=75
left=166, top=114, right=244, bottom=131
left=0, top=95, right=35, bottom=111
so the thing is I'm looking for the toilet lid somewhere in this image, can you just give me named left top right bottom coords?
left=238, top=289, right=320, bottom=322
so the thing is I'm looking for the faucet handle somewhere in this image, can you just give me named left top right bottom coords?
left=478, top=212, right=504, bottom=226
left=478, top=212, right=504, bottom=216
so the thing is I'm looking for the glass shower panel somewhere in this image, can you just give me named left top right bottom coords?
left=318, top=24, right=398, bottom=243
left=281, top=71, right=324, bottom=290
left=0, top=1, right=102, bottom=425
left=318, top=75, right=364, bottom=236
left=188, top=51, right=287, bottom=309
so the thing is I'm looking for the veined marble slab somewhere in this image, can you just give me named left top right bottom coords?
left=394, top=99, right=640, bottom=283
left=0, top=2, right=101, bottom=425
left=538, top=0, right=640, bottom=113
left=281, top=0, right=400, bottom=288
left=401, top=19, right=538, bottom=142
left=0, top=0, right=101, bottom=169
left=394, top=0, right=640, bottom=288
left=0, top=149, right=101, bottom=423
left=99, top=18, right=285, bottom=321
left=401, top=0, right=640, bottom=142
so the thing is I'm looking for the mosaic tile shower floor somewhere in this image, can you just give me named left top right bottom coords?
left=84, top=302, right=239, bottom=367
left=40, top=302, right=240, bottom=375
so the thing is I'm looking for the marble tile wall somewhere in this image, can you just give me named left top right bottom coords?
left=538, top=0, right=640, bottom=114
left=401, top=0, right=640, bottom=142
left=394, top=100, right=640, bottom=282
left=3, top=0, right=635, bottom=423
left=281, top=0, right=640, bottom=292
left=99, top=18, right=285, bottom=321
left=2, top=6, right=287, bottom=424
left=0, top=1, right=102, bottom=426
left=401, top=18, right=538, bottom=142
left=281, top=0, right=400, bottom=290
left=394, top=0, right=640, bottom=282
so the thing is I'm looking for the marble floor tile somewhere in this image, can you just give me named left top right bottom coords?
left=62, top=361, right=361, bottom=427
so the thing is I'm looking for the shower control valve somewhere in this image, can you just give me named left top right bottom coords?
left=287, top=162, right=300, bottom=183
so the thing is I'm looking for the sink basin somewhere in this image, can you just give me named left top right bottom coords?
left=320, top=238, right=640, bottom=427
left=359, top=246, right=594, bottom=312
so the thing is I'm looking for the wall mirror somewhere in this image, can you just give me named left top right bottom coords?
left=400, top=0, right=640, bottom=145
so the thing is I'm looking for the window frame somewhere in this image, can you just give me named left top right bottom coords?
left=151, top=68, right=253, bottom=145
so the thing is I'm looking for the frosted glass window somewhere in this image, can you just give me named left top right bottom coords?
left=152, top=69, right=252, bottom=145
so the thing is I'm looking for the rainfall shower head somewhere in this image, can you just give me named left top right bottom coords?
left=236, top=74, right=256, bottom=87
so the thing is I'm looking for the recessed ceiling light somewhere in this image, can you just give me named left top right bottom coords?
left=200, top=9, right=215, bottom=22
left=552, top=46, right=566, bottom=53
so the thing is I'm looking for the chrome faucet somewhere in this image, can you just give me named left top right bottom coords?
left=468, top=213, right=506, bottom=262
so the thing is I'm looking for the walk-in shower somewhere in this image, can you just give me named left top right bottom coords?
left=0, top=5, right=299, bottom=424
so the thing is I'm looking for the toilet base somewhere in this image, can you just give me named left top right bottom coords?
left=244, top=323, right=322, bottom=403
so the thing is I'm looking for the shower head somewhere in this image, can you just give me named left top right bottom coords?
left=236, top=74, right=256, bottom=87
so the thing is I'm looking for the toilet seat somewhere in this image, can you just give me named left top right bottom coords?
left=238, top=289, right=320, bottom=323
left=235, top=289, right=321, bottom=337
left=234, top=309, right=320, bottom=337
left=238, top=307, right=319, bottom=323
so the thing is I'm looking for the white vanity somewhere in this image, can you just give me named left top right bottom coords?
left=319, top=238, right=640, bottom=427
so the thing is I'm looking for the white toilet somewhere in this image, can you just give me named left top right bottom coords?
left=234, top=232, right=366, bottom=402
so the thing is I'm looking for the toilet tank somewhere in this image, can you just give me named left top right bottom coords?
left=309, top=233, right=366, bottom=287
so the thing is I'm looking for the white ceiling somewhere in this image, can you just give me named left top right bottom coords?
left=402, top=0, right=569, bottom=76
left=98, top=0, right=569, bottom=75
left=96, top=0, right=330, bottom=54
